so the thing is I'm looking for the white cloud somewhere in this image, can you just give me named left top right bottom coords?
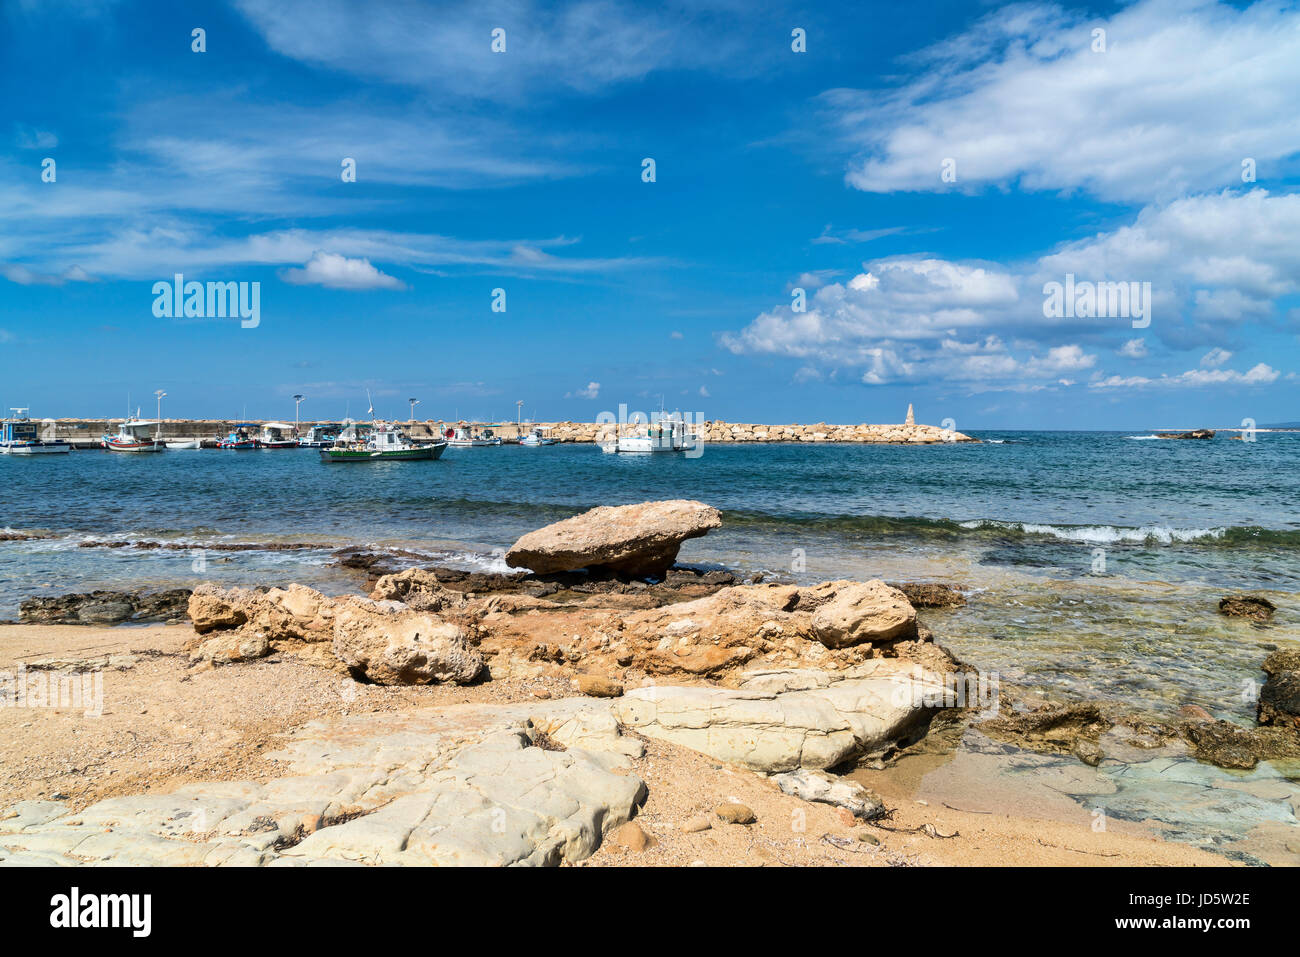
left=232, top=0, right=758, bottom=101
left=827, top=0, right=1300, bottom=203
left=1090, top=363, right=1279, bottom=389
left=0, top=263, right=94, bottom=286
left=280, top=251, right=405, bottom=290
left=721, top=189, right=1300, bottom=391
left=699, top=385, right=710, bottom=398
left=1200, top=347, right=1233, bottom=368
left=566, top=381, right=600, bottom=399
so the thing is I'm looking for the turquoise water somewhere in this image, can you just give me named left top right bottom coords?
left=3, top=431, right=1297, bottom=860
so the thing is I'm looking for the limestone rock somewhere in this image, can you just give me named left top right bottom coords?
left=575, top=674, right=624, bottom=698
left=188, top=584, right=257, bottom=634
left=804, top=580, right=918, bottom=648
left=0, top=700, right=646, bottom=867
left=370, top=568, right=470, bottom=613
left=192, top=633, right=271, bottom=665
left=332, top=600, right=483, bottom=686
left=505, top=499, right=722, bottom=577
left=771, top=769, right=886, bottom=820
left=614, top=661, right=944, bottom=772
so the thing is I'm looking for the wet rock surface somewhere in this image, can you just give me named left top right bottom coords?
left=888, top=582, right=967, bottom=608
left=1258, top=649, right=1300, bottom=729
left=19, top=589, right=192, bottom=625
left=1219, top=594, right=1277, bottom=621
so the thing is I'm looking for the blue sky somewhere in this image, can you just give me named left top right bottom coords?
left=2, top=0, right=1299, bottom=428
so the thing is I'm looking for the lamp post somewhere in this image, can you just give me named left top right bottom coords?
left=293, top=394, right=305, bottom=431
left=154, top=390, right=166, bottom=420
left=408, top=397, right=420, bottom=423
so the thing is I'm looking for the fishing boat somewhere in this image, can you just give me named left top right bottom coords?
left=165, top=438, right=202, bottom=450
left=607, top=412, right=699, bottom=454
left=445, top=425, right=499, bottom=448
left=102, top=415, right=165, bottom=452
left=219, top=424, right=259, bottom=449
left=298, top=424, right=340, bottom=448
left=520, top=426, right=557, bottom=447
left=320, top=424, right=447, bottom=462
left=259, top=422, right=299, bottom=449
left=0, top=409, right=71, bottom=454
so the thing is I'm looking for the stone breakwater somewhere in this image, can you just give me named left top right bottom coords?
left=38, top=419, right=975, bottom=445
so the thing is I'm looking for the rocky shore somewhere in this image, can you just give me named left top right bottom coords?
left=1, top=500, right=1290, bottom=867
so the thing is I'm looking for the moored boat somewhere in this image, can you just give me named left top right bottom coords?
left=298, top=424, right=341, bottom=448
left=607, top=412, right=699, bottom=454
left=165, top=438, right=202, bottom=450
left=259, top=422, right=300, bottom=449
left=219, top=424, right=259, bottom=449
left=320, top=425, right=447, bottom=462
left=445, top=425, right=499, bottom=447
left=102, top=415, right=165, bottom=452
left=520, top=426, right=557, bottom=447
left=1, top=409, right=72, bottom=455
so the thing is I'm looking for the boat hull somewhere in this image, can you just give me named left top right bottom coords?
left=103, top=440, right=164, bottom=452
left=0, top=442, right=72, bottom=455
left=320, top=441, right=446, bottom=462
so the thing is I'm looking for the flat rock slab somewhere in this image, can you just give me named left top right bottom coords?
left=614, top=661, right=943, bottom=773
left=0, top=664, right=942, bottom=866
left=0, top=699, right=646, bottom=867
left=505, top=500, right=722, bottom=577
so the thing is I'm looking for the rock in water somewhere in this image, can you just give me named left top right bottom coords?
left=1218, top=594, right=1276, bottom=621
left=1258, top=649, right=1300, bottom=729
left=888, top=581, right=966, bottom=608
left=332, top=600, right=484, bottom=685
left=505, top=499, right=722, bottom=578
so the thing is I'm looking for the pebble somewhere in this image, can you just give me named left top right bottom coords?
left=610, top=820, right=652, bottom=852
left=683, top=815, right=712, bottom=833
left=576, top=674, right=624, bottom=698
left=714, top=802, right=756, bottom=825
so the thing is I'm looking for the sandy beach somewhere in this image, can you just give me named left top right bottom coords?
left=0, top=619, right=1228, bottom=867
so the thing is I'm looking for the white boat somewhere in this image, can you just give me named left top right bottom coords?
left=102, top=414, right=164, bottom=452
left=0, top=409, right=71, bottom=454
left=259, top=422, right=299, bottom=449
left=609, top=412, right=699, bottom=454
left=520, top=426, right=557, bottom=447
left=298, top=424, right=341, bottom=448
left=445, top=426, right=500, bottom=448
left=165, top=439, right=202, bottom=450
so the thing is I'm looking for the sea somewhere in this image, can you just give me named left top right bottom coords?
left=3, top=431, right=1297, bottom=861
